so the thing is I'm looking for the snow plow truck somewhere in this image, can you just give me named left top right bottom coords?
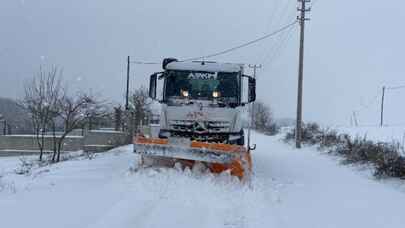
left=134, top=58, right=256, bottom=180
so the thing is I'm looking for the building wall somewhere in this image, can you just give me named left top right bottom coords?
left=0, top=135, right=83, bottom=151
left=84, top=130, right=127, bottom=147
left=0, top=130, right=127, bottom=156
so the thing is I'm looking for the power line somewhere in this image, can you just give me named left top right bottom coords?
left=258, top=0, right=294, bottom=64
left=275, top=0, right=296, bottom=29
left=272, top=26, right=295, bottom=62
left=260, top=23, right=296, bottom=66
left=128, top=20, right=298, bottom=65
left=263, top=0, right=281, bottom=34
left=182, top=20, right=298, bottom=62
left=386, top=85, right=405, bottom=90
left=260, top=12, right=297, bottom=65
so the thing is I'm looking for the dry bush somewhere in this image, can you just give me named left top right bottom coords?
left=14, top=157, right=35, bottom=175
left=374, top=152, right=405, bottom=178
left=251, top=101, right=279, bottom=135
left=284, top=122, right=323, bottom=145
left=284, top=124, right=405, bottom=179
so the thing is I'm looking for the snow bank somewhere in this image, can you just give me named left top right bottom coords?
left=335, top=126, right=405, bottom=144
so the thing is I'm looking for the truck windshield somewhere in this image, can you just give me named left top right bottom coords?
left=165, top=70, right=239, bottom=103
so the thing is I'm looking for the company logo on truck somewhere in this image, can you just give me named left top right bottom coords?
left=186, top=111, right=207, bottom=120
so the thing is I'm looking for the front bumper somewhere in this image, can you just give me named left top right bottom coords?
left=158, top=129, right=243, bottom=143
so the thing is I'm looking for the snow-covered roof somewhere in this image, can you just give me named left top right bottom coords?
left=165, top=61, right=243, bottom=73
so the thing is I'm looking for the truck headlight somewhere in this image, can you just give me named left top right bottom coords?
left=212, top=91, right=220, bottom=98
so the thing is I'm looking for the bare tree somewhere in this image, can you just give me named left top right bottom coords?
left=129, top=87, right=152, bottom=133
left=251, top=101, right=278, bottom=135
left=85, top=99, right=110, bottom=131
left=22, top=67, right=63, bottom=161
left=22, top=66, right=109, bottom=163
left=54, top=93, right=104, bottom=162
left=114, top=106, right=123, bottom=131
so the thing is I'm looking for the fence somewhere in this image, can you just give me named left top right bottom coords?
left=0, top=130, right=127, bottom=156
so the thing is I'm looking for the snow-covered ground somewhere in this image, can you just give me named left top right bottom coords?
left=334, top=126, right=405, bottom=144
left=1, top=132, right=405, bottom=228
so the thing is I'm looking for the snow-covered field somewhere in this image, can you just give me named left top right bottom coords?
left=334, top=126, right=405, bottom=144
left=1, top=132, right=405, bottom=228
left=331, top=126, right=405, bottom=156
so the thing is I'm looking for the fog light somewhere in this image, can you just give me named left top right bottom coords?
left=212, top=91, right=220, bottom=98
left=181, top=90, right=189, bottom=97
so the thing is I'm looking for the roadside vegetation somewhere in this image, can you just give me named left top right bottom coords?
left=251, top=101, right=280, bottom=135
left=20, top=66, right=109, bottom=163
left=284, top=123, right=405, bottom=179
left=0, top=66, right=152, bottom=166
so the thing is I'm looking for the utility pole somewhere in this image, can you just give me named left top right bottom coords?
left=380, top=86, right=386, bottom=127
left=125, top=56, right=131, bottom=110
left=124, top=56, right=134, bottom=143
left=247, top=64, right=262, bottom=150
left=248, top=64, right=262, bottom=130
left=295, top=0, right=310, bottom=148
left=249, top=64, right=262, bottom=80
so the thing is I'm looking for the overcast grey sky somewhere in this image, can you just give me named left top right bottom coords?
left=1, top=0, right=405, bottom=126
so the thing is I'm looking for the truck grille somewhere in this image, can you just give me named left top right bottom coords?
left=169, top=120, right=230, bottom=133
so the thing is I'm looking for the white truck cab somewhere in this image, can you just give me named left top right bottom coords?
left=148, top=58, right=256, bottom=145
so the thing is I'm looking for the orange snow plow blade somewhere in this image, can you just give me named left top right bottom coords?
left=134, top=136, right=252, bottom=180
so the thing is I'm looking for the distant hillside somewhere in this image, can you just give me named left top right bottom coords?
left=0, top=97, right=32, bottom=134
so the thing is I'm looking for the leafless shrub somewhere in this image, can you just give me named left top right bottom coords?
left=129, top=86, right=152, bottom=132
left=21, top=66, right=63, bottom=161
left=14, top=157, right=35, bottom=175
left=284, top=124, right=405, bottom=179
left=374, top=151, right=405, bottom=179
left=52, top=93, right=104, bottom=162
left=251, top=101, right=279, bottom=135
left=83, top=151, right=97, bottom=160
left=284, top=122, right=323, bottom=145
left=22, top=66, right=108, bottom=163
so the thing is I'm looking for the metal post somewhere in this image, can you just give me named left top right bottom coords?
left=380, top=86, right=386, bottom=127
left=296, top=0, right=310, bottom=148
left=125, top=56, right=130, bottom=110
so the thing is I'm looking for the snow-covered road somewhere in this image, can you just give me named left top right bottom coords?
left=1, top=132, right=405, bottom=228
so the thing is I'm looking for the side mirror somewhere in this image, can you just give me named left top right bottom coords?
left=242, top=75, right=256, bottom=104
left=149, top=73, right=157, bottom=99
left=248, top=76, right=256, bottom=102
